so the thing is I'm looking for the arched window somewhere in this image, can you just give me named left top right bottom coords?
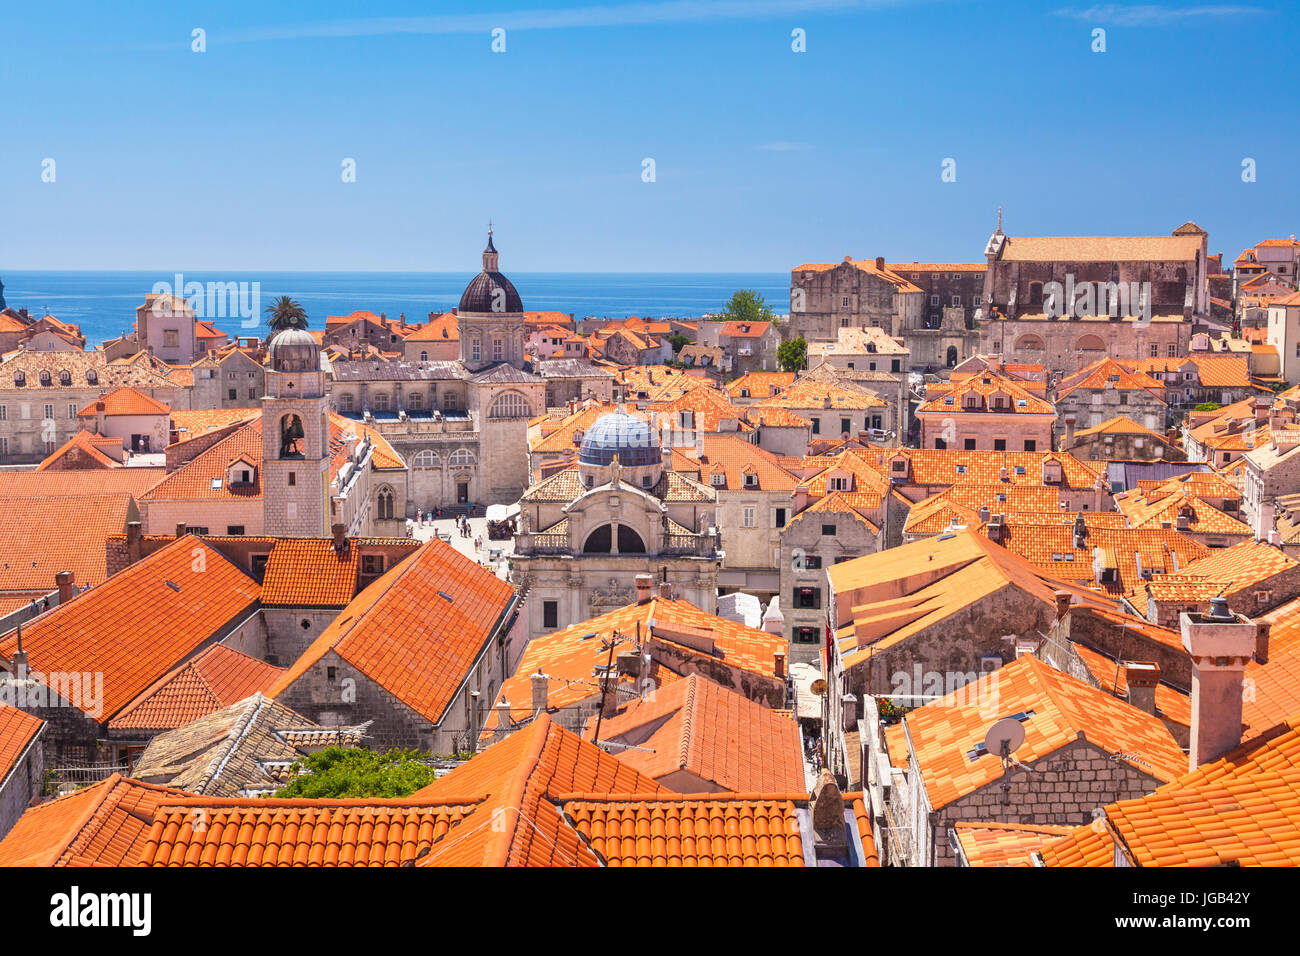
left=279, top=414, right=305, bottom=458
left=13, top=372, right=24, bottom=386
left=448, top=449, right=476, bottom=469
left=86, top=370, right=98, bottom=384
left=1028, top=281, right=1044, bottom=305
left=39, top=370, right=51, bottom=385
left=489, top=392, right=532, bottom=419
left=582, top=525, right=645, bottom=554
left=377, top=488, right=394, bottom=520
left=58, top=370, right=71, bottom=385
left=1015, top=334, right=1046, bottom=351
left=413, top=449, right=439, bottom=468
left=1075, top=334, right=1107, bottom=352
left=420, top=350, right=428, bottom=362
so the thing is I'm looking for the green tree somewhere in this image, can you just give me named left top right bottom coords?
left=273, top=747, right=438, bottom=799
left=777, top=336, right=807, bottom=372
left=720, top=289, right=775, bottom=324
left=667, top=333, right=691, bottom=354
left=264, top=295, right=309, bottom=335
left=1194, top=401, right=1222, bottom=412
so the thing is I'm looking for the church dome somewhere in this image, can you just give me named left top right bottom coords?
left=578, top=412, right=661, bottom=467
left=267, top=327, right=320, bottom=372
left=458, top=233, right=523, bottom=314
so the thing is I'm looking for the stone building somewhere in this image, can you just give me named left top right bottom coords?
left=980, top=222, right=1208, bottom=374
left=509, top=410, right=721, bottom=640
left=0, top=351, right=186, bottom=464
left=0, top=705, right=44, bottom=842
left=886, top=262, right=987, bottom=330
left=916, top=369, right=1056, bottom=453
left=865, top=654, right=1185, bottom=866
left=269, top=538, right=524, bottom=755
left=190, top=345, right=266, bottom=409
left=1054, top=357, right=1168, bottom=434
left=789, top=256, right=923, bottom=342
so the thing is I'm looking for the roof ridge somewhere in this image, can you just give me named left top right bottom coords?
left=487, top=714, right=554, bottom=867
left=677, top=675, right=699, bottom=771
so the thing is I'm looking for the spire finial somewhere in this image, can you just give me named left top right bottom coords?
left=996, top=207, right=1003, bottom=234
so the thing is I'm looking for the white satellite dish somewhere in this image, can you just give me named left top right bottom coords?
left=982, top=717, right=1025, bottom=759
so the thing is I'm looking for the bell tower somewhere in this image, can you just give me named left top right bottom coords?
left=262, top=328, right=331, bottom=536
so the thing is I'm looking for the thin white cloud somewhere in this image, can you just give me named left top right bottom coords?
left=1054, top=4, right=1264, bottom=26
left=217, top=0, right=926, bottom=44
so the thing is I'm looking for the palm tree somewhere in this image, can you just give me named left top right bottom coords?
left=265, top=296, right=308, bottom=337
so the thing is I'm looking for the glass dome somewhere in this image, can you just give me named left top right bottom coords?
left=578, top=412, right=661, bottom=467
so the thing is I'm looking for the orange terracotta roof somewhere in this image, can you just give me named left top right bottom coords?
left=108, top=644, right=287, bottom=733
left=260, top=539, right=362, bottom=606
left=997, top=234, right=1202, bottom=263
left=0, top=468, right=164, bottom=499
left=1135, top=540, right=1298, bottom=605
left=405, top=313, right=459, bottom=342
left=168, top=408, right=259, bottom=438
left=717, top=320, right=772, bottom=338
left=727, top=371, right=796, bottom=400
left=76, top=386, right=171, bottom=418
left=1070, top=642, right=1191, bottom=728
left=582, top=675, right=804, bottom=793
left=690, top=433, right=798, bottom=491
left=143, top=419, right=264, bottom=501
left=900, top=656, right=1186, bottom=810
left=1070, top=415, right=1169, bottom=440
left=862, top=446, right=1105, bottom=490
left=414, top=714, right=662, bottom=866
left=757, top=379, right=887, bottom=411
left=139, top=796, right=480, bottom=866
left=268, top=539, right=514, bottom=725
left=1038, top=714, right=1300, bottom=867
left=0, top=536, right=261, bottom=720
left=487, top=598, right=786, bottom=730
left=921, top=370, right=1055, bottom=416
left=36, top=430, right=121, bottom=470
left=1057, top=357, right=1166, bottom=401
left=0, top=493, right=133, bottom=594
left=953, top=821, right=1073, bottom=867
left=0, top=704, right=44, bottom=785
left=0, top=774, right=190, bottom=866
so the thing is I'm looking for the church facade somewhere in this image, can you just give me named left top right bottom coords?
left=509, top=411, right=722, bottom=641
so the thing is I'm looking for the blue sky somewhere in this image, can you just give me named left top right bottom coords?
left=2, top=1, right=1294, bottom=271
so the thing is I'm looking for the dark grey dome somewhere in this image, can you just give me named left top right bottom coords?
left=578, top=412, right=660, bottom=467
left=267, top=327, right=320, bottom=372
left=459, top=271, right=523, bottom=314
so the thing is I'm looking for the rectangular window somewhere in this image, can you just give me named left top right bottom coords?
left=841, top=417, right=851, bottom=434
left=164, top=330, right=179, bottom=347
left=226, top=525, right=245, bottom=536
left=964, top=438, right=977, bottom=450
left=801, top=554, right=823, bottom=570
left=795, top=586, right=821, bottom=609
left=228, top=389, right=237, bottom=401
left=811, top=418, right=820, bottom=434
left=1150, top=344, right=1158, bottom=357
left=743, top=506, right=756, bottom=528
left=930, top=295, right=939, bottom=306
left=543, top=600, right=558, bottom=629
left=288, top=472, right=296, bottom=486
left=67, top=404, right=76, bottom=419
left=774, top=507, right=787, bottom=527
left=994, top=438, right=1006, bottom=451
left=248, top=388, right=256, bottom=399
left=1167, top=344, right=1177, bottom=357
left=821, top=523, right=836, bottom=536
left=1024, top=439, right=1037, bottom=451
left=493, top=339, right=504, bottom=361
left=794, top=626, right=821, bottom=644
left=472, top=341, right=481, bottom=361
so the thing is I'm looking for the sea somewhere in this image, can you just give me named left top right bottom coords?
left=0, top=271, right=791, bottom=348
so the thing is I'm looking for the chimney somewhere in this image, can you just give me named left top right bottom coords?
left=874, top=256, right=885, bottom=271
left=774, top=649, right=786, bottom=679
left=1063, top=415, right=1076, bottom=447
left=9, top=625, right=26, bottom=679
left=176, top=522, right=188, bottom=539
left=468, top=690, right=481, bottom=754
left=1073, top=513, right=1088, bottom=548
left=55, top=571, right=74, bottom=604
left=1054, top=589, right=1072, bottom=620
left=999, top=466, right=1010, bottom=482
left=1182, top=597, right=1257, bottom=769
left=978, top=505, right=990, bottom=523
left=494, top=698, right=512, bottom=740
left=126, top=521, right=142, bottom=564
left=616, top=650, right=642, bottom=677
left=1175, top=513, right=1190, bottom=531
left=331, top=523, right=346, bottom=551
left=530, top=670, right=549, bottom=715
left=635, top=573, right=654, bottom=605
left=1256, top=621, right=1271, bottom=666
left=1124, top=661, right=1160, bottom=715
left=841, top=691, right=858, bottom=731
left=95, top=399, right=106, bottom=435
left=763, top=597, right=785, bottom=636
left=658, top=580, right=674, bottom=600
left=809, top=770, right=851, bottom=863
